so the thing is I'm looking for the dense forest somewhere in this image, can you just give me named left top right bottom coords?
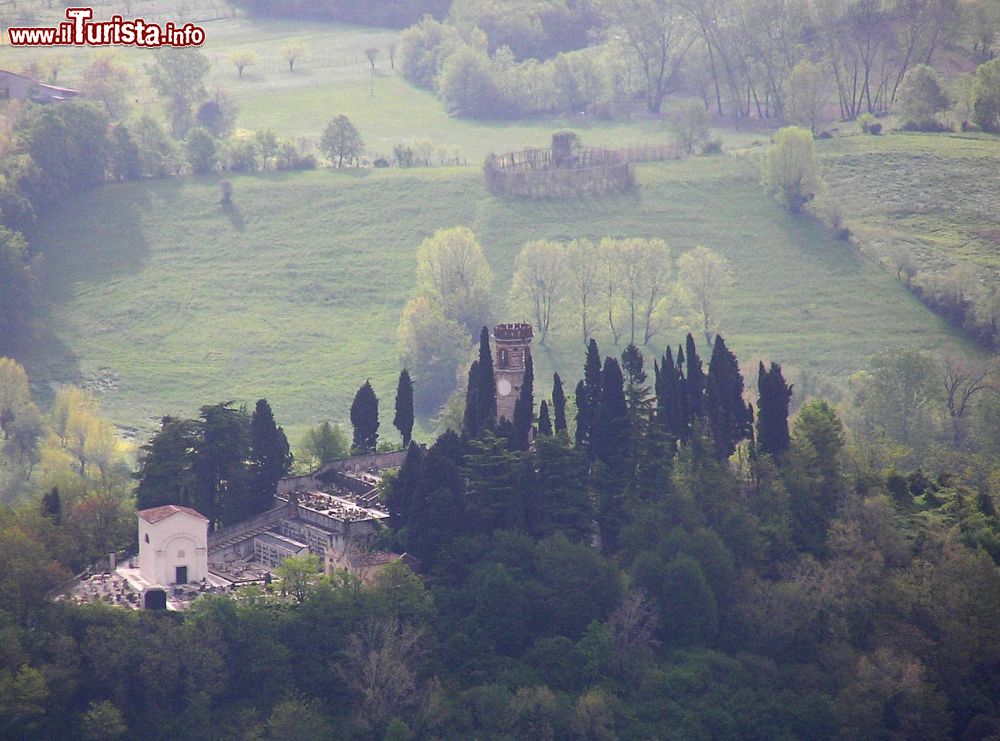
left=2, top=334, right=999, bottom=739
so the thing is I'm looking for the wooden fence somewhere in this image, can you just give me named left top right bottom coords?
left=484, top=146, right=637, bottom=198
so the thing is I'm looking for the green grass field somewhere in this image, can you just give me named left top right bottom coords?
left=0, top=2, right=732, bottom=161
left=20, top=155, right=971, bottom=443
left=818, top=132, right=1000, bottom=276
left=1, top=1, right=991, bottom=445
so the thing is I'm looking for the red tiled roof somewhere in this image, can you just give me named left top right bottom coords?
left=350, top=551, right=400, bottom=568
left=137, top=505, right=208, bottom=524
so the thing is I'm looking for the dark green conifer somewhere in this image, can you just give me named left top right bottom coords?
left=250, top=398, right=293, bottom=514
left=41, top=486, right=61, bottom=524
left=574, top=379, right=589, bottom=449
left=511, top=351, right=534, bottom=451
left=592, top=357, right=630, bottom=468
left=393, top=368, right=415, bottom=447
left=476, top=326, right=497, bottom=432
left=538, top=400, right=553, bottom=436
left=756, top=361, right=793, bottom=460
left=463, top=328, right=498, bottom=438
left=462, top=360, right=481, bottom=437
left=705, top=335, right=753, bottom=459
left=350, top=380, right=380, bottom=453
left=685, top=333, right=706, bottom=419
left=551, top=373, right=567, bottom=434
left=387, top=442, right=422, bottom=526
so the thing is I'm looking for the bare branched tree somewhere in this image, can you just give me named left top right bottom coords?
left=339, top=616, right=426, bottom=730
left=605, top=589, right=660, bottom=678
left=941, top=358, right=996, bottom=448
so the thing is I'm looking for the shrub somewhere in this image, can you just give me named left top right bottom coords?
left=869, top=122, right=882, bottom=135
left=763, top=126, right=823, bottom=213
left=972, top=57, right=1000, bottom=132
left=897, top=64, right=950, bottom=130
left=373, top=157, right=390, bottom=168
left=672, top=101, right=710, bottom=154
left=399, top=16, right=466, bottom=88
left=393, top=144, right=415, bottom=167
left=185, top=127, right=217, bottom=174
left=701, top=138, right=723, bottom=155
left=436, top=43, right=503, bottom=118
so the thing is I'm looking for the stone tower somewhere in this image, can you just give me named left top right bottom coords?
left=493, top=323, right=533, bottom=423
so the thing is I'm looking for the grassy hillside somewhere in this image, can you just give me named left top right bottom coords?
left=819, top=132, right=1000, bottom=276
left=22, top=155, right=970, bottom=442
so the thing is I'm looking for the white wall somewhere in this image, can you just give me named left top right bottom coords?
left=138, top=513, right=208, bottom=586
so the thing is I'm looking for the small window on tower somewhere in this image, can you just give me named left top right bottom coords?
left=499, top=349, right=508, bottom=368
left=144, top=534, right=149, bottom=543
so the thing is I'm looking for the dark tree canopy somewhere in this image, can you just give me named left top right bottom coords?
left=574, top=379, right=589, bottom=450
left=350, top=380, right=380, bottom=453
left=705, top=335, right=753, bottom=460
left=592, top=357, right=630, bottom=468
left=511, top=350, right=534, bottom=451
left=250, top=398, right=293, bottom=514
left=136, top=416, right=200, bottom=513
left=685, top=334, right=706, bottom=420
left=464, top=327, right=498, bottom=436
left=394, top=368, right=415, bottom=447
left=41, top=486, right=61, bottom=524
left=756, top=362, right=793, bottom=460
left=538, top=400, right=553, bottom=436
left=551, top=373, right=567, bottom=434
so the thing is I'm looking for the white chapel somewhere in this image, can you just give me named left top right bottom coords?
left=137, top=505, right=209, bottom=586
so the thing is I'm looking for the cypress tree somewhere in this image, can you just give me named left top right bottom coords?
left=462, top=360, right=481, bottom=437
left=538, top=400, right=553, bottom=436
left=393, top=368, right=415, bottom=447
left=350, top=380, right=380, bottom=453
left=511, top=351, right=534, bottom=451
left=592, top=357, right=630, bottom=468
left=476, top=326, right=497, bottom=432
left=620, top=343, right=648, bottom=414
left=757, top=361, right=793, bottom=460
left=583, top=338, right=603, bottom=451
left=552, top=373, right=567, bottom=434
left=685, top=334, right=706, bottom=419
left=705, top=335, right=753, bottom=460
left=574, top=379, right=589, bottom=449
left=657, top=349, right=680, bottom=441
left=250, top=398, right=293, bottom=514
left=387, top=442, right=422, bottom=527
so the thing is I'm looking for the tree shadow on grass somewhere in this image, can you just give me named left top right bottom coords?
left=221, top=200, right=246, bottom=231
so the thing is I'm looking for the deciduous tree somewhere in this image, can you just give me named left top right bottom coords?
left=321, top=114, right=364, bottom=167
left=416, top=227, right=494, bottom=336
left=147, top=48, right=210, bottom=136
left=678, top=246, right=731, bottom=341
left=763, top=126, right=823, bottom=213
left=510, top=240, right=567, bottom=344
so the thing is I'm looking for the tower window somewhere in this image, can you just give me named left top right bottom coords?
left=144, top=534, right=149, bottom=543
left=499, top=349, right=508, bottom=368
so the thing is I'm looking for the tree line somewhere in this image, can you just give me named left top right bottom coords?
left=393, top=0, right=1000, bottom=125
left=2, top=331, right=1000, bottom=737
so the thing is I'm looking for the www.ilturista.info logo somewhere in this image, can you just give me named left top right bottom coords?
left=7, top=7, right=205, bottom=47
